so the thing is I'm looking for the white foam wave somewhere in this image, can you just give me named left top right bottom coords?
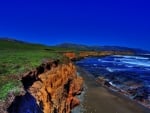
left=93, top=64, right=97, bottom=66
left=111, top=55, right=150, bottom=67
left=125, top=65, right=134, bottom=68
left=106, top=67, right=114, bottom=72
left=101, top=60, right=114, bottom=63
left=121, top=60, right=150, bottom=67
left=98, top=59, right=101, bottom=61
left=109, top=82, right=116, bottom=87
left=113, top=55, right=149, bottom=60
left=106, top=67, right=126, bottom=72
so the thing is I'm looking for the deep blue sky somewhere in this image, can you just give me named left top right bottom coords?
left=0, top=0, right=150, bottom=50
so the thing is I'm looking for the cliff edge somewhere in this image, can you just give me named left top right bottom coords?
left=5, top=61, right=83, bottom=113
left=29, top=62, right=83, bottom=113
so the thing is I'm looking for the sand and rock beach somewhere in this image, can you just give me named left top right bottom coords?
left=77, top=67, right=150, bottom=113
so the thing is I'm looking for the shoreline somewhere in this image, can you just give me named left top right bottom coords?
left=77, top=66, right=150, bottom=113
left=96, top=76, right=150, bottom=109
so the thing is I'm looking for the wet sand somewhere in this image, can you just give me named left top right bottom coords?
left=77, top=67, right=150, bottom=113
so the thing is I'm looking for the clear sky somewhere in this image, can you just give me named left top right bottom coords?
left=0, top=0, right=150, bottom=50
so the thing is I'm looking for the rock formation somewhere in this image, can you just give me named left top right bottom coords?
left=64, top=51, right=133, bottom=60
left=28, top=62, right=83, bottom=113
left=4, top=60, right=83, bottom=113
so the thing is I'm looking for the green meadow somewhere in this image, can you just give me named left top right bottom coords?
left=0, top=39, right=71, bottom=100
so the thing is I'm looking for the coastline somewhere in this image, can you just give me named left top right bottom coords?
left=77, top=66, right=150, bottom=113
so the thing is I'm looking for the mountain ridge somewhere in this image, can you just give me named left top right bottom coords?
left=0, top=37, right=149, bottom=54
left=57, top=43, right=150, bottom=54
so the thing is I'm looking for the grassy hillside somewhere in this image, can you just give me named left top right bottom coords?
left=0, top=38, right=68, bottom=100
left=0, top=38, right=77, bottom=51
left=0, top=38, right=47, bottom=50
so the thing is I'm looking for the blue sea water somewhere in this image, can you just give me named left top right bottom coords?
left=76, top=55, right=150, bottom=104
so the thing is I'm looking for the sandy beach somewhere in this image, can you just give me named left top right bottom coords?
left=77, top=66, right=150, bottom=113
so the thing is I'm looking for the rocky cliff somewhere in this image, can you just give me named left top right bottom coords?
left=64, top=50, right=134, bottom=60
left=29, top=62, right=83, bottom=113
left=6, top=60, right=83, bottom=113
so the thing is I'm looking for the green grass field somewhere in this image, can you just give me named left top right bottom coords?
left=0, top=39, right=72, bottom=100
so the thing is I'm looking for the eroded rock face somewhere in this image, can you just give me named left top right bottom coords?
left=64, top=51, right=133, bottom=60
left=29, top=63, right=83, bottom=113
left=64, top=53, right=76, bottom=60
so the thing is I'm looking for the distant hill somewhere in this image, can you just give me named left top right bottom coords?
left=98, top=46, right=150, bottom=54
left=0, top=37, right=48, bottom=50
left=56, top=43, right=92, bottom=51
left=0, top=37, right=27, bottom=43
left=0, top=38, right=149, bottom=54
left=0, top=38, right=77, bottom=51
left=56, top=43, right=150, bottom=54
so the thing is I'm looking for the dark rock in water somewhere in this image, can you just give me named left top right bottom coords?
left=7, top=92, right=42, bottom=113
left=133, top=87, right=149, bottom=101
left=104, top=81, right=111, bottom=87
left=96, top=77, right=106, bottom=86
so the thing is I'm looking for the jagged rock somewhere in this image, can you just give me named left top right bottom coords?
left=96, top=77, right=106, bottom=86
left=3, top=60, right=83, bottom=113
left=64, top=51, right=133, bottom=60
left=29, top=62, right=83, bottom=113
